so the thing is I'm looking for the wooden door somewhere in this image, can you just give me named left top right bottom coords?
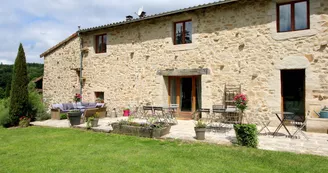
left=168, top=76, right=197, bottom=119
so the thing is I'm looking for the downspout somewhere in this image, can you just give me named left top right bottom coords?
left=77, top=26, right=83, bottom=97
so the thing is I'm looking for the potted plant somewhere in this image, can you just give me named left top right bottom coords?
left=87, top=112, right=100, bottom=129
left=232, top=94, right=258, bottom=148
left=67, top=110, right=82, bottom=126
left=73, top=93, right=82, bottom=103
left=95, top=97, right=104, bottom=103
left=19, top=116, right=30, bottom=128
left=234, top=93, right=248, bottom=123
left=194, top=119, right=207, bottom=140
left=123, top=108, right=130, bottom=117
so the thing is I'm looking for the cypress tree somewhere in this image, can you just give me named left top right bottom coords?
left=9, top=43, right=29, bottom=126
left=5, top=83, right=11, bottom=98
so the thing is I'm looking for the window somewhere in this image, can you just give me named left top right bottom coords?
left=277, top=0, right=309, bottom=32
left=95, top=34, right=107, bottom=53
left=174, top=20, right=192, bottom=45
left=95, top=92, right=104, bottom=103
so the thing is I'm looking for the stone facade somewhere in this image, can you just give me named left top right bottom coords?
left=43, top=0, right=328, bottom=124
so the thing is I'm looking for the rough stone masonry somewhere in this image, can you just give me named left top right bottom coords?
left=42, top=0, right=328, bottom=126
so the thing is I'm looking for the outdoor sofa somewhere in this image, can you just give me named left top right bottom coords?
left=51, top=102, right=107, bottom=120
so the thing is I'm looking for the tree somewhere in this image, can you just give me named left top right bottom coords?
left=5, top=83, right=11, bottom=98
left=9, top=43, right=29, bottom=126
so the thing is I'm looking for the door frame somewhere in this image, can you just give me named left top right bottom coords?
left=168, top=76, right=197, bottom=113
left=280, top=69, right=306, bottom=119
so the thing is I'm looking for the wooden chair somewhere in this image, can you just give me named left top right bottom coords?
left=82, top=108, right=98, bottom=123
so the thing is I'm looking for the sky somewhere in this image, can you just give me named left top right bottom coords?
left=0, top=0, right=217, bottom=64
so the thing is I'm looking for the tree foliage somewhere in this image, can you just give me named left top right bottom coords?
left=0, top=61, right=43, bottom=99
left=9, top=43, right=29, bottom=125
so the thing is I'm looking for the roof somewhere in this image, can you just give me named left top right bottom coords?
left=40, top=0, right=239, bottom=57
left=32, top=76, right=43, bottom=83
left=40, top=33, right=78, bottom=57
left=80, top=0, right=238, bottom=33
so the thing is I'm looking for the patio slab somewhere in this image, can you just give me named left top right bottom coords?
left=31, top=118, right=328, bottom=157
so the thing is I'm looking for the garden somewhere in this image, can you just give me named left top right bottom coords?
left=0, top=44, right=49, bottom=128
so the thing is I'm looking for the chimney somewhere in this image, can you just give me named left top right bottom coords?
left=139, top=11, right=146, bottom=18
left=126, top=15, right=133, bottom=21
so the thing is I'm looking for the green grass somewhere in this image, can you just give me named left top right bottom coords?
left=0, top=127, right=327, bottom=173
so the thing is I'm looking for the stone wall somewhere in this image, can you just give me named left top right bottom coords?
left=43, top=36, right=81, bottom=106
left=43, top=0, right=328, bottom=124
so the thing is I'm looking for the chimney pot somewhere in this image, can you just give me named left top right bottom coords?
left=126, top=15, right=133, bottom=21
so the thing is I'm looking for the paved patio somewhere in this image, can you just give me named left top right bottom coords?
left=31, top=117, right=328, bottom=157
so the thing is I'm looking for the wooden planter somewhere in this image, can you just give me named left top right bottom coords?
left=111, top=124, right=171, bottom=138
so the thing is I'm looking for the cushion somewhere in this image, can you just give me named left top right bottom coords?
left=96, top=103, right=104, bottom=108
left=89, top=103, right=97, bottom=107
left=66, top=103, right=74, bottom=110
left=82, top=102, right=89, bottom=107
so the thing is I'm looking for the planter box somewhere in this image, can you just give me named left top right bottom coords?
left=307, top=118, right=328, bottom=134
left=111, top=124, right=171, bottom=138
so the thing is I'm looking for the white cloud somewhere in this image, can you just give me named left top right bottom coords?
left=0, top=0, right=216, bottom=64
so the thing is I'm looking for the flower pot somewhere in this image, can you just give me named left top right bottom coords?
left=123, top=110, right=130, bottom=116
left=91, top=118, right=99, bottom=127
left=194, top=127, right=206, bottom=140
left=68, top=112, right=82, bottom=126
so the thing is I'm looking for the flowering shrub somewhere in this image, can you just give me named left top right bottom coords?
left=73, top=93, right=82, bottom=102
left=234, top=94, right=248, bottom=113
left=19, top=116, right=30, bottom=127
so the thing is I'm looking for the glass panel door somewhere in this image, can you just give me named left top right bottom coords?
left=170, top=77, right=177, bottom=104
left=180, top=78, right=192, bottom=112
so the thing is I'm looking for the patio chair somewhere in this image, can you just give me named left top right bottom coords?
left=164, top=104, right=179, bottom=124
left=211, top=105, right=225, bottom=123
left=153, top=106, right=167, bottom=123
left=222, top=106, right=240, bottom=124
left=197, top=108, right=211, bottom=122
left=290, top=114, right=308, bottom=140
left=143, top=106, right=156, bottom=122
left=252, top=108, right=271, bottom=135
left=82, top=108, right=99, bottom=123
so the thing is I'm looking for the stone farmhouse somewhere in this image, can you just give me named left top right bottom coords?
left=40, top=0, right=328, bottom=125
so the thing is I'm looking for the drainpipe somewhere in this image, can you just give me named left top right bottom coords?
left=77, top=26, right=83, bottom=98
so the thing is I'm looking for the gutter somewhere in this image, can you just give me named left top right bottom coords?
left=77, top=26, right=83, bottom=97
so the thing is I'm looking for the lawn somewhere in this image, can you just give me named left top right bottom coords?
left=0, top=127, right=327, bottom=173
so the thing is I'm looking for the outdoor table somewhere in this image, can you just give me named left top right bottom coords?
left=272, top=112, right=295, bottom=137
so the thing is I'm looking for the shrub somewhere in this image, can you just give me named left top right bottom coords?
left=28, top=82, right=50, bottom=121
left=19, top=116, right=30, bottom=127
left=233, top=124, right=258, bottom=148
left=0, top=107, right=10, bottom=127
left=0, top=99, right=11, bottom=127
left=60, top=114, right=67, bottom=120
left=9, top=43, right=29, bottom=126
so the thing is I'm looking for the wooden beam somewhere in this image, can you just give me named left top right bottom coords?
left=192, top=77, right=196, bottom=112
left=177, top=77, right=181, bottom=112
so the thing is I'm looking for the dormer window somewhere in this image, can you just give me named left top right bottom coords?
left=174, top=20, right=192, bottom=45
left=95, top=34, right=107, bottom=53
left=277, top=0, right=309, bottom=32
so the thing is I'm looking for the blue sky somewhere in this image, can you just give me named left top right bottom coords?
left=0, top=0, right=216, bottom=64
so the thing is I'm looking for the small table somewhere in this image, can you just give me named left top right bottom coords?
left=272, top=112, right=294, bottom=137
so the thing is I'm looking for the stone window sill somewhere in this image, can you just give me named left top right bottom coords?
left=271, top=29, right=318, bottom=41
left=166, top=43, right=198, bottom=51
